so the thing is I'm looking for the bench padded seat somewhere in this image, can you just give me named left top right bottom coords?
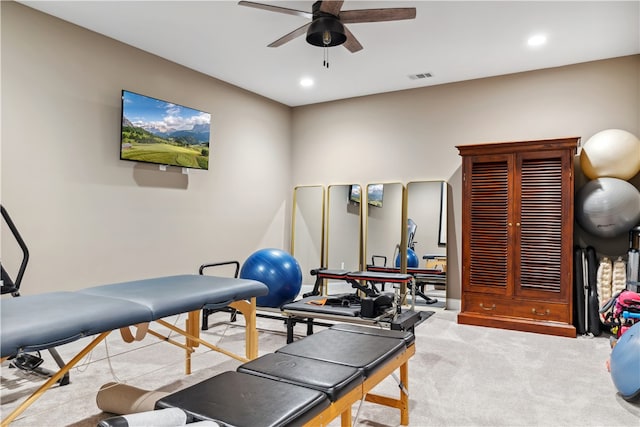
left=78, top=275, right=268, bottom=319
left=155, top=371, right=330, bottom=427
left=1, top=292, right=152, bottom=356
left=237, top=352, right=363, bottom=401
left=330, top=323, right=415, bottom=345
left=276, top=326, right=406, bottom=376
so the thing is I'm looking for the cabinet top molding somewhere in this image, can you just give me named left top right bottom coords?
left=457, top=137, right=580, bottom=156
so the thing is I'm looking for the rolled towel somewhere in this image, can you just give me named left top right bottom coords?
left=597, top=257, right=613, bottom=304
left=97, top=408, right=187, bottom=427
left=97, top=382, right=169, bottom=415
left=612, top=257, right=627, bottom=294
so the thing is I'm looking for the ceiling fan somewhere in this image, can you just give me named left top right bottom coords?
left=238, top=1, right=417, bottom=53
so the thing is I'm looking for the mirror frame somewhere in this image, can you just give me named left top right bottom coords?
left=291, top=185, right=325, bottom=285
left=406, top=179, right=448, bottom=302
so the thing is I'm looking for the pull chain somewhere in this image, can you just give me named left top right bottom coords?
left=323, top=46, right=330, bottom=68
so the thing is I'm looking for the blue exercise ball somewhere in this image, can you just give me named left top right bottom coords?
left=395, top=248, right=419, bottom=268
left=610, top=322, right=640, bottom=400
left=240, top=248, right=302, bottom=308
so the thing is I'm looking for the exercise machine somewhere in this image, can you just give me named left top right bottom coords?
left=1, top=204, right=70, bottom=385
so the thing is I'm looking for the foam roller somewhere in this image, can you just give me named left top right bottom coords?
left=97, top=407, right=186, bottom=427
left=96, top=382, right=169, bottom=415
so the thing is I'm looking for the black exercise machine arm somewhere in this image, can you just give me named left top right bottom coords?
left=199, top=261, right=240, bottom=278
left=1, top=205, right=29, bottom=296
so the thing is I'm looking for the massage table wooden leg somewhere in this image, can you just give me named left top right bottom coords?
left=186, top=310, right=200, bottom=374
left=154, top=298, right=258, bottom=374
left=1, top=331, right=111, bottom=427
left=341, top=410, right=352, bottom=427
left=302, top=384, right=361, bottom=427
left=364, top=343, right=414, bottom=426
left=399, top=359, right=410, bottom=425
left=228, top=297, right=258, bottom=360
left=155, top=319, right=248, bottom=366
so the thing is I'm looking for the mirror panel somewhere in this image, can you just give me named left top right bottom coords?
left=406, top=181, right=447, bottom=258
left=326, top=184, right=361, bottom=272
left=365, top=183, right=404, bottom=269
left=291, top=185, right=324, bottom=286
left=407, top=181, right=448, bottom=303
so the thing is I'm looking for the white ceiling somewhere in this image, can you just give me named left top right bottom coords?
left=19, top=1, right=640, bottom=107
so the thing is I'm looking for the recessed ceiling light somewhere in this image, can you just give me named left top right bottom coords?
left=300, top=77, right=314, bottom=88
left=527, top=34, right=547, bottom=47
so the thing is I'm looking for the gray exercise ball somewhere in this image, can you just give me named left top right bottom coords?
left=576, top=177, right=640, bottom=238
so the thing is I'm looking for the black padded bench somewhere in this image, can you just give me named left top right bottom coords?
left=156, top=324, right=416, bottom=426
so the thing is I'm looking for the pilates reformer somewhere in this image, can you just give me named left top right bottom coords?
left=281, top=268, right=430, bottom=343
left=154, top=324, right=417, bottom=426
left=0, top=274, right=268, bottom=426
left=363, top=218, right=443, bottom=305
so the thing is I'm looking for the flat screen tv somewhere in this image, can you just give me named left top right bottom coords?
left=367, top=184, right=384, bottom=207
left=349, top=184, right=383, bottom=207
left=120, top=90, right=211, bottom=170
left=349, top=184, right=362, bottom=204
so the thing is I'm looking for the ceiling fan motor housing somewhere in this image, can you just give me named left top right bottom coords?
left=306, top=15, right=347, bottom=47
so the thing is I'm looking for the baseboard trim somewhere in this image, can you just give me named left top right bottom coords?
left=445, top=298, right=460, bottom=311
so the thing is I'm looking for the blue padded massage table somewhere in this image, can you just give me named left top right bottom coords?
left=0, top=274, right=268, bottom=426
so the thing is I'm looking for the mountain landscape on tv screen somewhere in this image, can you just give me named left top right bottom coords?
left=121, top=116, right=210, bottom=170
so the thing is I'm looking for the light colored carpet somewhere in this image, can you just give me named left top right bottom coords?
left=1, top=308, right=638, bottom=426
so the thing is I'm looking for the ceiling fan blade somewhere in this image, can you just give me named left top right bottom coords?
left=340, top=8, right=416, bottom=24
left=319, top=1, right=344, bottom=17
left=238, top=1, right=312, bottom=19
left=343, top=26, right=363, bottom=53
left=267, top=22, right=311, bottom=47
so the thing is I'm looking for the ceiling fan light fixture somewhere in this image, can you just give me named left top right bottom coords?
left=306, top=16, right=346, bottom=47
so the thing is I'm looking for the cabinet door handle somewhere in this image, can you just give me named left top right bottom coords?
left=479, top=303, right=496, bottom=311
left=516, top=222, right=521, bottom=227
left=531, top=308, right=550, bottom=316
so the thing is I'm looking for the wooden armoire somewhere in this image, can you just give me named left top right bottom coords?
left=457, top=137, right=579, bottom=338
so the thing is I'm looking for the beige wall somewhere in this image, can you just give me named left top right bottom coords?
left=292, top=55, right=640, bottom=304
left=1, top=2, right=292, bottom=294
left=2, top=2, right=639, bottom=305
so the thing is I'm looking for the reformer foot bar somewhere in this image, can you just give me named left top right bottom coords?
left=304, top=268, right=414, bottom=298
left=0, top=274, right=268, bottom=426
left=155, top=324, right=416, bottom=426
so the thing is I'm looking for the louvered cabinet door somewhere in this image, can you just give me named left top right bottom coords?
left=514, top=149, right=573, bottom=302
left=458, top=138, right=578, bottom=337
left=462, top=154, right=512, bottom=295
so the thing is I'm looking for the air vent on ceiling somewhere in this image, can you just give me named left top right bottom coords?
left=409, top=72, right=433, bottom=80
